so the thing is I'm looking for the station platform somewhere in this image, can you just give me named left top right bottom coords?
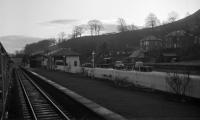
left=31, top=68, right=200, bottom=120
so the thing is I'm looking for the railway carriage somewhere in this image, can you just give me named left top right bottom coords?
left=0, top=42, right=13, bottom=119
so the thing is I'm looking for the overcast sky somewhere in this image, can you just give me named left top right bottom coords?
left=0, top=0, right=200, bottom=38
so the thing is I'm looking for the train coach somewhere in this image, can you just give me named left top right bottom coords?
left=0, top=42, right=13, bottom=119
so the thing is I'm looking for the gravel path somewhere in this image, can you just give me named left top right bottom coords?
left=32, top=68, right=200, bottom=120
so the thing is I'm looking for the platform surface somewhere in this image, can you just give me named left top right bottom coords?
left=31, top=68, right=200, bottom=120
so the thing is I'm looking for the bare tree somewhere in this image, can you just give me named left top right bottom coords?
left=117, top=18, right=128, bottom=32
left=88, top=21, right=94, bottom=36
left=145, top=13, right=160, bottom=28
left=166, top=72, right=191, bottom=97
left=77, top=26, right=84, bottom=37
left=88, top=20, right=103, bottom=36
left=127, top=24, right=138, bottom=31
left=72, top=26, right=84, bottom=38
left=168, top=11, right=179, bottom=23
left=58, top=32, right=66, bottom=43
left=72, top=27, right=78, bottom=38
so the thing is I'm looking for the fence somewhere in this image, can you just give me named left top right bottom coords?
left=145, top=63, right=200, bottom=75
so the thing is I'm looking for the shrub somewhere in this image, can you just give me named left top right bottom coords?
left=166, top=71, right=190, bottom=97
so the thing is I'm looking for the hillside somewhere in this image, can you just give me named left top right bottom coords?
left=58, top=9, right=200, bottom=63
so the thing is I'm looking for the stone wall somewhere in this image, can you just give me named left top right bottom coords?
left=83, top=67, right=200, bottom=99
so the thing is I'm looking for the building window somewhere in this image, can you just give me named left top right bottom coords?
left=74, top=61, right=77, bottom=66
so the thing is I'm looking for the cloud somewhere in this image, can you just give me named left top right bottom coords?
left=39, top=19, right=119, bottom=36
left=40, top=19, right=79, bottom=25
left=0, top=35, right=42, bottom=53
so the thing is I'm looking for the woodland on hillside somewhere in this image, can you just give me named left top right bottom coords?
left=22, top=10, right=200, bottom=64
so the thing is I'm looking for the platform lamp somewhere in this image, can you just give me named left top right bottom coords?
left=92, top=51, right=95, bottom=68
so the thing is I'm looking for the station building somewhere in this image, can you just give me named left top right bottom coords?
left=46, top=48, right=81, bottom=73
left=29, top=51, right=45, bottom=68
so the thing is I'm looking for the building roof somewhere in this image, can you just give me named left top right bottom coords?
left=129, top=49, right=144, bottom=58
left=0, top=42, right=9, bottom=57
left=166, top=30, right=186, bottom=37
left=31, top=50, right=45, bottom=56
left=140, top=35, right=162, bottom=42
left=48, top=44, right=59, bottom=51
left=49, top=48, right=79, bottom=56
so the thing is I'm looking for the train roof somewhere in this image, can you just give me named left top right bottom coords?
left=0, top=42, right=9, bottom=57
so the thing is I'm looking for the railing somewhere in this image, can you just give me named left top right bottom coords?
left=145, top=63, right=200, bottom=74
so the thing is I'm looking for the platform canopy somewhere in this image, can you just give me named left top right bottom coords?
left=48, top=48, right=79, bottom=57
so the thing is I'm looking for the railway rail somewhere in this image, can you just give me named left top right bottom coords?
left=15, top=68, right=73, bottom=120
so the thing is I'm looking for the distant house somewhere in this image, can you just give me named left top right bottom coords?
left=164, top=30, right=185, bottom=49
left=140, top=35, right=162, bottom=51
left=47, top=48, right=81, bottom=73
left=164, top=30, right=195, bottom=49
left=139, top=35, right=162, bottom=62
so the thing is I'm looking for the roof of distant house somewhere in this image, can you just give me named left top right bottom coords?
left=48, top=44, right=59, bottom=51
left=31, top=50, right=45, bottom=56
left=49, top=48, right=79, bottom=56
left=166, top=30, right=186, bottom=37
left=129, top=49, right=145, bottom=58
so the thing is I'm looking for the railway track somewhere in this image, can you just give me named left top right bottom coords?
left=15, top=68, right=73, bottom=120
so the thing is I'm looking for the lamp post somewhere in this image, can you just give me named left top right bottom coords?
left=92, top=51, right=95, bottom=68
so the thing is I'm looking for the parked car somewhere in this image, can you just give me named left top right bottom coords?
left=82, top=63, right=92, bottom=68
left=135, top=61, right=152, bottom=72
left=55, top=60, right=65, bottom=71
left=135, top=61, right=144, bottom=69
left=114, top=61, right=124, bottom=69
